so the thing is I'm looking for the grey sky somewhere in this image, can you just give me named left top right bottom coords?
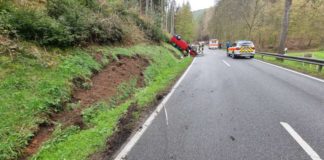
left=176, top=0, right=216, bottom=11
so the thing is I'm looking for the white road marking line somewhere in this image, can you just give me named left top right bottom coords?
left=113, top=58, right=197, bottom=160
left=255, top=59, right=324, bottom=83
left=222, top=60, right=231, bottom=67
left=163, top=104, right=169, bottom=126
left=280, top=122, right=322, bottom=160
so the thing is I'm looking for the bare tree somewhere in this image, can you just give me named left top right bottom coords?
left=170, top=0, right=176, bottom=34
left=238, top=0, right=265, bottom=39
left=145, top=0, right=149, bottom=15
left=278, top=0, right=292, bottom=54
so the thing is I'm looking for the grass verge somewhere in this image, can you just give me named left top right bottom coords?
left=255, top=54, right=324, bottom=79
left=0, top=48, right=102, bottom=159
left=287, top=51, right=324, bottom=60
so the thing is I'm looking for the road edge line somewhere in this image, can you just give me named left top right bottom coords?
left=113, top=57, right=196, bottom=160
left=254, top=59, right=324, bottom=83
left=280, top=122, right=322, bottom=160
left=163, top=104, right=169, bottom=126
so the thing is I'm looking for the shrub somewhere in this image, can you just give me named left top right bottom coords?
left=129, top=13, right=167, bottom=42
left=0, top=2, right=15, bottom=36
left=91, top=14, right=125, bottom=44
left=47, top=0, right=93, bottom=45
left=14, top=10, right=72, bottom=46
left=1, top=0, right=126, bottom=47
left=0, top=1, right=72, bottom=47
left=47, top=0, right=125, bottom=45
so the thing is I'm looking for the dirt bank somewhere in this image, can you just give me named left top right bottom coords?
left=20, top=56, right=149, bottom=159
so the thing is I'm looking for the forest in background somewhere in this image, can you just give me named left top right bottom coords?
left=197, top=0, right=324, bottom=51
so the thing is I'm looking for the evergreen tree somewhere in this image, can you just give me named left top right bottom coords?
left=175, top=2, right=195, bottom=42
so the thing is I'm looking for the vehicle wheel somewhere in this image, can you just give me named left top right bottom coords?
left=250, top=55, right=254, bottom=59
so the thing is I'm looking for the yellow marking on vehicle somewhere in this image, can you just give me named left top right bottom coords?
left=240, top=47, right=254, bottom=53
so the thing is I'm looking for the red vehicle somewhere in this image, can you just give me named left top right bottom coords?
left=170, top=35, right=197, bottom=57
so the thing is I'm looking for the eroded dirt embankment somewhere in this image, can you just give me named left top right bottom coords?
left=20, top=55, right=149, bottom=159
left=90, top=80, right=176, bottom=160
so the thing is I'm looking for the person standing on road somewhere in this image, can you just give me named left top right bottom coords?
left=226, top=41, right=231, bottom=53
left=200, top=43, right=204, bottom=53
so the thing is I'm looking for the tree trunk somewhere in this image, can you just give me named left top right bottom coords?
left=170, top=0, right=175, bottom=34
left=165, top=0, right=168, bottom=30
left=278, top=0, right=292, bottom=54
left=145, top=0, right=149, bottom=15
left=161, top=0, right=164, bottom=29
left=139, top=0, right=142, bottom=14
left=150, top=0, right=153, bottom=13
left=307, top=39, right=312, bottom=48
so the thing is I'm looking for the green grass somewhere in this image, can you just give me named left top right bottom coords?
left=0, top=43, right=191, bottom=159
left=287, top=51, right=324, bottom=60
left=0, top=49, right=102, bottom=159
left=255, top=54, right=324, bottom=79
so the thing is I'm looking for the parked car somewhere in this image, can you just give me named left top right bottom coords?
left=227, top=40, right=255, bottom=58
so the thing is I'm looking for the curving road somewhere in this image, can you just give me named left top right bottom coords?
left=115, top=48, right=324, bottom=160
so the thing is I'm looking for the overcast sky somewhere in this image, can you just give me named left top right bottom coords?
left=176, top=0, right=216, bottom=11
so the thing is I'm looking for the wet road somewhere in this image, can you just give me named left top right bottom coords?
left=116, top=49, right=324, bottom=160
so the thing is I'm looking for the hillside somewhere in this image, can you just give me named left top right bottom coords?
left=0, top=1, right=192, bottom=159
left=193, top=7, right=215, bottom=41
left=192, top=9, right=206, bottom=22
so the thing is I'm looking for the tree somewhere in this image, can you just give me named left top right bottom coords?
left=278, top=0, right=292, bottom=54
left=169, top=0, right=176, bottom=34
left=175, top=2, right=195, bottom=42
left=237, top=0, right=265, bottom=39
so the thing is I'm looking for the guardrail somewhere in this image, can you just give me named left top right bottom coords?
left=256, top=52, right=324, bottom=72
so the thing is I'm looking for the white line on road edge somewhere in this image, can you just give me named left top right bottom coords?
left=255, top=59, right=324, bottom=83
left=280, top=122, right=322, bottom=160
left=222, top=60, right=231, bottom=67
left=113, top=58, right=197, bottom=160
left=163, top=104, right=169, bottom=126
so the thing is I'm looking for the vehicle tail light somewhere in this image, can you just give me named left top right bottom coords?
left=235, top=47, right=240, bottom=50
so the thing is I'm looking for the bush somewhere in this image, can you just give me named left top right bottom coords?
left=16, top=10, right=71, bottom=46
left=47, top=0, right=125, bottom=45
left=91, top=14, right=125, bottom=44
left=130, top=13, right=167, bottom=42
left=47, top=0, right=93, bottom=45
left=0, top=2, right=15, bottom=36
left=1, top=0, right=166, bottom=47
left=2, top=6, right=72, bottom=47
left=1, top=0, right=126, bottom=47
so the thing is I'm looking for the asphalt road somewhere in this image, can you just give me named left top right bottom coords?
left=120, top=49, right=324, bottom=160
